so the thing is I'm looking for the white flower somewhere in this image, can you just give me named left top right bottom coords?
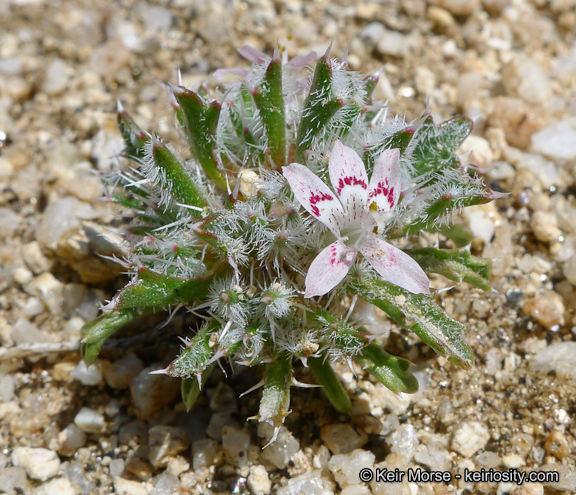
left=282, top=140, right=430, bottom=297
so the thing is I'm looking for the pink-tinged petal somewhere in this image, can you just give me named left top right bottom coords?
left=286, top=51, right=318, bottom=67
left=238, top=45, right=270, bottom=64
left=328, top=141, right=369, bottom=220
left=283, top=163, right=344, bottom=236
left=368, top=148, right=401, bottom=213
left=212, top=68, right=250, bottom=78
left=360, top=237, right=430, bottom=295
left=305, top=239, right=357, bottom=297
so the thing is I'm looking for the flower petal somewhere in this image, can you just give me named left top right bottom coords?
left=360, top=237, right=430, bottom=295
left=305, top=239, right=357, bottom=297
left=283, top=163, right=344, bottom=236
left=237, top=45, right=270, bottom=64
left=328, top=141, right=369, bottom=220
left=368, top=148, right=401, bottom=213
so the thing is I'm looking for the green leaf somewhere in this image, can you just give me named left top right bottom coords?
left=349, top=277, right=474, bottom=369
left=181, top=363, right=215, bottom=411
left=81, top=308, right=151, bottom=365
left=259, top=354, right=292, bottom=429
left=362, top=72, right=379, bottom=105
left=411, top=247, right=492, bottom=292
left=312, top=309, right=369, bottom=356
left=410, top=115, right=472, bottom=177
left=114, top=267, right=213, bottom=309
left=117, top=103, right=148, bottom=161
left=365, top=127, right=416, bottom=172
left=398, top=192, right=493, bottom=237
left=253, top=56, right=286, bottom=170
left=173, top=87, right=227, bottom=190
left=295, top=55, right=342, bottom=162
left=150, top=140, right=207, bottom=214
left=354, top=343, right=419, bottom=394
left=168, top=320, right=220, bottom=378
left=308, top=355, right=351, bottom=414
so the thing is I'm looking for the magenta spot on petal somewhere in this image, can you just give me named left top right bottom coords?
left=368, top=182, right=395, bottom=208
left=309, top=191, right=334, bottom=217
left=336, top=176, right=367, bottom=195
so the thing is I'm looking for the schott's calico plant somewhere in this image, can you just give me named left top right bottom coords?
left=82, top=45, right=499, bottom=441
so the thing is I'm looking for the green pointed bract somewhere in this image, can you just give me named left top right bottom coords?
left=174, top=87, right=227, bottom=190
left=114, top=268, right=212, bottom=309
left=365, top=127, right=416, bottom=172
left=81, top=308, right=152, bottom=365
left=399, top=193, right=493, bottom=237
left=349, top=277, right=474, bottom=370
left=151, top=140, right=207, bottom=214
left=308, top=355, right=351, bottom=414
left=313, top=309, right=369, bottom=355
left=411, top=248, right=492, bottom=292
left=295, top=56, right=342, bottom=162
left=168, top=320, right=219, bottom=378
left=181, top=363, right=215, bottom=411
left=118, top=106, right=148, bottom=161
left=355, top=343, right=419, bottom=394
left=253, top=57, right=286, bottom=170
left=363, top=73, right=378, bottom=105
left=259, top=354, right=292, bottom=428
left=411, top=115, right=472, bottom=176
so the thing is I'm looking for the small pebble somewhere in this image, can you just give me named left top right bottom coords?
left=564, top=254, right=576, bottom=286
left=113, top=476, right=149, bottom=495
left=10, top=318, right=50, bottom=345
left=531, top=118, right=576, bottom=162
left=103, top=354, right=144, bottom=389
left=25, top=273, right=64, bottom=315
left=320, top=424, right=368, bottom=455
left=22, top=241, right=51, bottom=274
left=328, top=449, right=375, bottom=488
left=511, top=483, right=544, bottom=495
left=0, top=467, right=29, bottom=493
left=258, top=424, right=299, bottom=469
left=42, top=59, right=71, bottom=96
left=522, top=291, right=565, bottom=329
left=544, top=431, right=570, bottom=459
left=276, top=470, right=335, bottom=495
left=130, top=366, right=181, bottom=419
left=248, top=465, right=271, bottom=495
left=431, top=0, right=481, bottom=16
left=192, top=438, right=219, bottom=471
left=11, top=447, right=61, bottom=481
left=70, top=360, right=103, bottom=386
left=74, top=407, right=105, bottom=433
left=18, top=296, right=45, bottom=317
left=222, top=426, right=251, bottom=468
left=451, top=422, right=490, bottom=457
left=34, top=477, right=77, bottom=495
left=165, top=456, right=189, bottom=477
left=502, top=453, right=525, bottom=468
left=376, top=30, right=408, bottom=58
left=148, top=426, right=189, bottom=469
left=389, top=424, right=419, bottom=462
left=149, top=473, right=181, bottom=495
left=109, top=459, right=125, bottom=478
left=58, top=424, right=87, bottom=457
left=530, top=211, right=562, bottom=244
left=502, top=55, right=552, bottom=105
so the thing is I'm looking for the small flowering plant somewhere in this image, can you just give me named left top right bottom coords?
left=82, top=45, right=499, bottom=441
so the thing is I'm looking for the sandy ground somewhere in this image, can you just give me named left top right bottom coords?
left=1, top=0, right=576, bottom=494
